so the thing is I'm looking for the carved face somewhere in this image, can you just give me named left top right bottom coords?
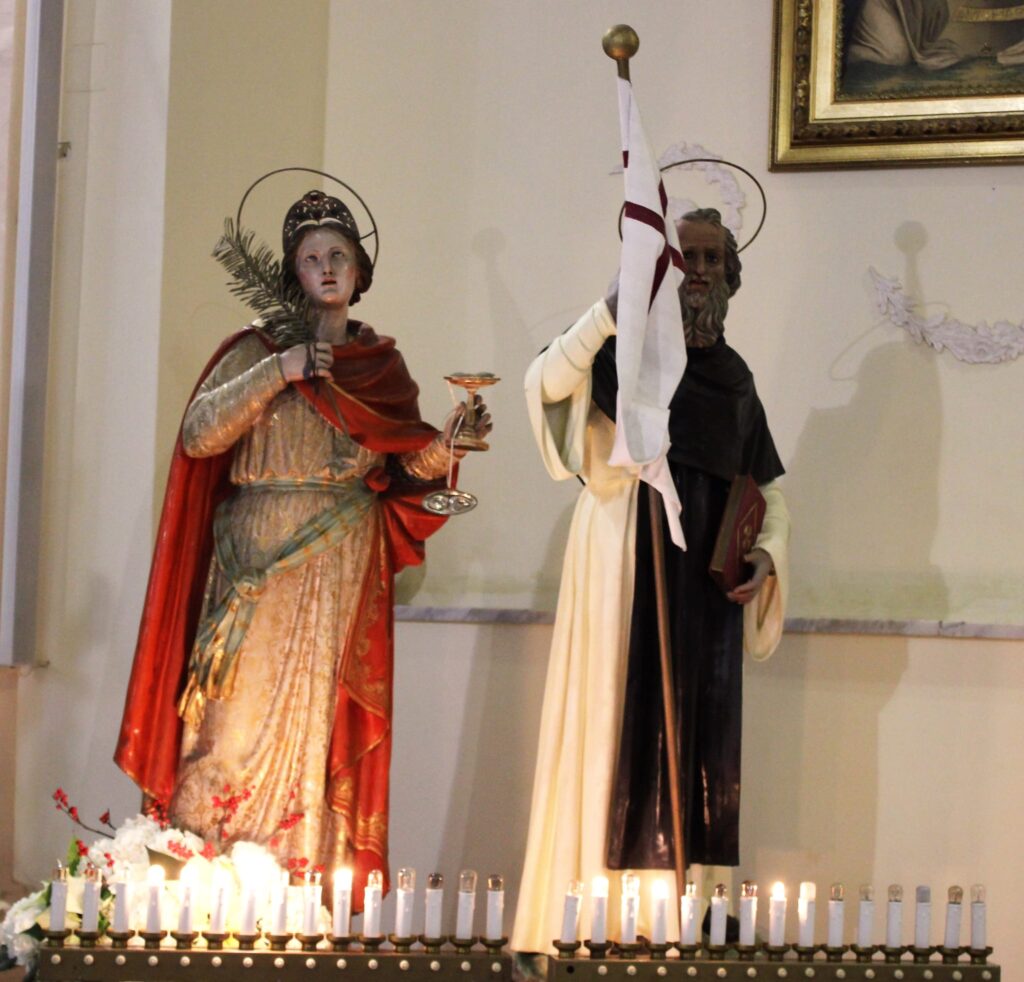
left=294, top=227, right=358, bottom=308
left=678, top=220, right=727, bottom=311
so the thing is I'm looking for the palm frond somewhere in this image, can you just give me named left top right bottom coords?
left=212, top=219, right=314, bottom=347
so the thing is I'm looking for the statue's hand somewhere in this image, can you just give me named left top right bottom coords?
left=726, top=548, right=773, bottom=605
left=443, top=394, right=493, bottom=457
left=278, top=341, right=334, bottom=383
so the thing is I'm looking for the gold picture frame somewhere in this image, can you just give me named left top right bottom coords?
left=771, top=0, right=1024, bottom=168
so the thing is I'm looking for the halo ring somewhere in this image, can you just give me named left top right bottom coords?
left=235, top=166, right=380, bottom=267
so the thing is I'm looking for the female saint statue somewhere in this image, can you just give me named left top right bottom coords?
left=115, top=188, right=489, bottom=901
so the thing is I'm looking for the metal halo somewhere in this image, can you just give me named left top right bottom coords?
left=616, top=157, right=767, bottom=253
left=235, top=166, right=380, bottom=267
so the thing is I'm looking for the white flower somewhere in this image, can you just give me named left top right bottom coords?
left=1, top=888, right=47, bottom=967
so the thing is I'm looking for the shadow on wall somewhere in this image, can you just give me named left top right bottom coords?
left=784, top=220, right=948, bottom=622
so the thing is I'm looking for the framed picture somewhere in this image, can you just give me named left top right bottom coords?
left=771, top=0, right=1024, bottom=168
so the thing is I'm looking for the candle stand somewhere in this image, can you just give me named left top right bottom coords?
left=702, top=943, right=727, bottom=961
left=584, top=939, right=612, bottom=959
left=105, top=931, right=133, bottom=950
left=762, top=943, right=790, bottom=962
left=75, top=931, right=101, bottom=949
left=450, top=936, right=478, bottom=954
left=939, top=946, right=961, bottom=965
left=882, top=945, right=908, bottom=964
left=851, top=944, right=878, bottom=962
left=234, top=933, right=260, bottom=951
left=169, top=932, right=196, bottom=951
left=552, top=940, right=582, bottom=959
left=389, top=934, right=416, bottom=953
left=267, top=933, right=293, bottom=952
left=481, top=937, right=507, bottom=957
left=911, top=945, right=936, bottom=964
left=299, top=933, right=326, bottom=952
left=36, top=937, right=1001, bottom=982
left=793, top=944, right=817, bottom=962
left=201, top=932, right=227, bottom=950
left=419, top=935, right=445, bottom=954
left=733, top=944, right=757, bottom=962
left=327, top=934, right=355, bottom=952
left=822, top=944, right=849, bottom=962
left=139, top=931, right=166, bottom=951
left=614, top=942, right=642, bottom=959
left=44, top=930, right=72, bottom=948
left=646, top=942, right=670, bottom=960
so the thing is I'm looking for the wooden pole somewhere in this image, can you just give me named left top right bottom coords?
left=647, top=489, right=687, bottom=899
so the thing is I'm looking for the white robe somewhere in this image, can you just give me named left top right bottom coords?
left=512, top=302, right=789, bottom=953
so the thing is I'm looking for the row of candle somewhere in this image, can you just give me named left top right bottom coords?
left=558, top=877, right=988, bottom=950
left=46, top=865, right=507, bottom=942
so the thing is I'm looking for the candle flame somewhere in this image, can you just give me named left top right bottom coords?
left=147, top=865, right=166, bottom=885
left=591, top=875, right=609, bottom=898
left=771, top=881, right=786, bottom=901
left=335, top=867, right=353, bottom=890
left=652, top=879, right=670, bottom=900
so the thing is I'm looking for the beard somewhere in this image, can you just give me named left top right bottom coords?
left=681, top=278, right=730, bottom=347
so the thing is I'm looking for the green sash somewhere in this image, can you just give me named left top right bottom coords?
left=178, top=481, right=373, bottom=727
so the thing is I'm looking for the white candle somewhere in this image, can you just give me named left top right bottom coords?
left=679, top=882, right=699, bottom=946
left=710, top=885, right=728, bottom=946
left=240, top=882, right=258, bottom=935
left=455, top=870, right=477, bottom=939
left=857, top=885, right=875, bottom=948
left=768, top=882, right=787, bottom=947
left=178, top=870, right=195, bottom=935
left=798, top=881, right=816, bottom=947
left=395, top=868, right=416, bottom=938
left=738, top=881, right=757, bottom=947
left=943, top=886, right=962, bottom=949
left=970, top=884, right=986, bottom=949
left=589, top=876, right=608, bottom=945
left=271, top=872, right=289, bottom=935
left=886, top=884, right=903, bottom=948
left=81, top=869, right=100, bottom=933
left=650, top=880, right=669, bottom=946
left=620, top=872, right=639, bottom=944
left=827, top=883, right=845, bottom=948
left=362, top=869, right=382, bottom=937
left=485, top=874, right=504, bottom=941
left=332, top=868, right=352, bottom=938
left=49, top=867, right=68, bottom=933
left=914, top=886, right=931, bottom=948
left=210, top=871, right=229, bottom=934
left=559, top=881, right=583, bottom=944
left=424, top=874, right=444, bottom=939
left=112, top=881, right=130, bottom=934
left=146, top=866, right=165, bottom=933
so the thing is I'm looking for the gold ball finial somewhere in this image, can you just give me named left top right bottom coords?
left=602, top=24, right=639, bottom=62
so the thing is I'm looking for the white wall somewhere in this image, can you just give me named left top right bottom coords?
left=6, top=0, right=1024, bottom=971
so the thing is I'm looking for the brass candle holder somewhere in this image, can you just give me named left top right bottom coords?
left=420, top=934, right=446, bottom=953
left=327, top=933, right=355, bottom=952
left=298, top=932, right=325, bottom=952
left=106, top=929, right=134, bottom=949
left=74, top=929, right=101, bottom=949
left=551, top=939, right=581, bottom=959
left=482, top=936, right=508, bottom=956
left=583, top=939, right=611, bottom=959
left=450, top=935, right=478, bottom=954
left=169, top=930, right=197, bottom=950
left=234, top=932, right=260, bottom=951
left=139, top=930, right=167, bottom=950
left=389, top=933, right=416, bottom=953
left=201, top=931, right=228, bottom=950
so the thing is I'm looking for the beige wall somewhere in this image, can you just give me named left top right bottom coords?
left=5, top=0, right=1023, bottom=970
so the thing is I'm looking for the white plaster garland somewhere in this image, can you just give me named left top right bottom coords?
left=612, top=141, right=747, bottom=235
left=869, top=267, right=1024, bottom=364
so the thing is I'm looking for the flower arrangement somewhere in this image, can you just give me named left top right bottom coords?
left=0, top=788, right=315, bottom=972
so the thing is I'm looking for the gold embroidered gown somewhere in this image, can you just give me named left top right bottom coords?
left=170, top=333, right=390, bottom=870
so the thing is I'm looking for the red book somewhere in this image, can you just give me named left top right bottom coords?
left=709, top=475, right=765, bottom=594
